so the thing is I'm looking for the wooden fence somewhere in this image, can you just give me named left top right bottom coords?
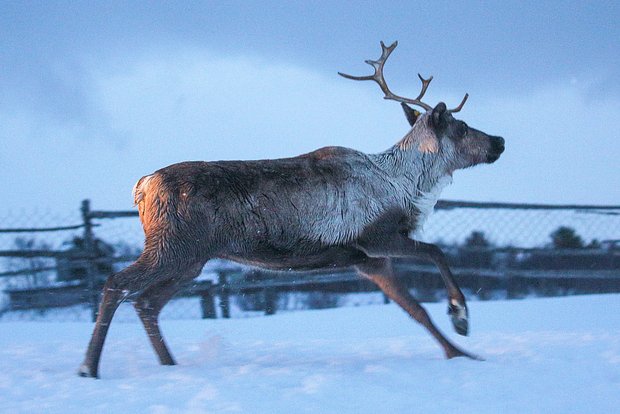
left=1, top=199, right=619, bottom=321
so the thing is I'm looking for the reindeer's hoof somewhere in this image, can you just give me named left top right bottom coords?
left=448, top=299, right=469, bottom=336
left=77, top=363, right=98, bottom=379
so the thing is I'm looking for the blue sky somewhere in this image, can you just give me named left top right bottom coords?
left=1, top=1, right=619, bottom=215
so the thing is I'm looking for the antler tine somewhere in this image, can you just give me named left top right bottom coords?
left=448, top=93, right=469, bottom=113
left=338, top=41, right=433, bottom=112
left=415, top=73, right=433, bottom=101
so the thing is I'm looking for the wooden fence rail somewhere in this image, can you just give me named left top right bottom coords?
left=1, top=199, right=619, bottom=321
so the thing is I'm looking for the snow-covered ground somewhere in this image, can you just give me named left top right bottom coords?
left=1, top=294, right=619, bottom=413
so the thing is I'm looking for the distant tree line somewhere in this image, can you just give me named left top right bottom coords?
left=452, top=226, right=618, bottom=270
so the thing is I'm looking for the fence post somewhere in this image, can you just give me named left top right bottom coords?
left=218, top=271, right=230, bottom=318
left=264, top=287, right=277, bottom=315
left=382, top=293, right=390, bottom=304
left=199, top=282, right=217, bottom=319
left=81, top=199, right=99, bottom=322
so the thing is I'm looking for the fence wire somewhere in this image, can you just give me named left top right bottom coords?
left=427, top=205, right=619, bottom=248
left=1, top=201, right=619, bottom=322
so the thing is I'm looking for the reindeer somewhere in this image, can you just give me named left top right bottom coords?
left=79, top=41, right=504, bottom=378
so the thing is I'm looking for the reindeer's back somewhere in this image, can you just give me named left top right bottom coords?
left=135, top=147, right=397, bottom=255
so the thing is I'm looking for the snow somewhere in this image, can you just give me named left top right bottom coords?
left=1, top=295, right=619, bottom=413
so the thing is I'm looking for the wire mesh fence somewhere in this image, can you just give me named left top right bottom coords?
left=0, top=209, right=83, bottom=292
left=1, top=199, right=619, bottom=322
left=429, top=200, right=620, bottom=248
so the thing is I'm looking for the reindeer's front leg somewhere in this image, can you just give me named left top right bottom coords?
left=357, top=236, right=469, bottom=336
left=356, top=258, right=478, bottom=360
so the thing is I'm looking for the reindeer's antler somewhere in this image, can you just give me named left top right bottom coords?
left=338, top=41, right=433, bottom=112
left=338, top=41, right=468, bottom=114
left=448, top=93, right=469, bottom=113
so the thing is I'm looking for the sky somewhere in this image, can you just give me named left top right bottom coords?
left=1, top=1, right=619, bottom=217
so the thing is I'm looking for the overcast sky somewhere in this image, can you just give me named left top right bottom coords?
left=1, top=1, right=619, bottom=217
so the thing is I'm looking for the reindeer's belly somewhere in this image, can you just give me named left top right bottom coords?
left=220, top=244, right=367, bottom=271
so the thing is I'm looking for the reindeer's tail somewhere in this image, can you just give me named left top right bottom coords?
left=132, top=174, right=163, bottom=226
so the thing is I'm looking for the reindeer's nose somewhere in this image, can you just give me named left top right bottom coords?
left=493, top=136, right=505, bottom=154
left=486, top=136, right=505, bottom=163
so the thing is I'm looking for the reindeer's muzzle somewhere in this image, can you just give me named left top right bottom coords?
left=486, top=136, right=505, bottom=163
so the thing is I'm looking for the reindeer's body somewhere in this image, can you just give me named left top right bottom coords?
left=135, top=139, right=448, bottom=274
left=79, top=42, right=505, bottom=378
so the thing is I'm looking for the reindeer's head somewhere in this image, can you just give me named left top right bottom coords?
left=401, top=102, right=505, bottom=172
left=339, top=41, right=504, bottom=174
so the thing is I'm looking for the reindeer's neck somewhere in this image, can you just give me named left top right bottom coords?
left=371, top=142, right=452, bottom=237
left=372, top=143, right=450, bottom=195
left=373, top=115, right=450, bottom=190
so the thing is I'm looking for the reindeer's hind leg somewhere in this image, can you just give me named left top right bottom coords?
left=356, top=258, right=479, bottom=360
left=133, top=262, right=204, bottom=366
left=78, top=261, right=148, bottom=378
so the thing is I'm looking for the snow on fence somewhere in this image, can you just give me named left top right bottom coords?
left=1, top=199, right=619, bottom=322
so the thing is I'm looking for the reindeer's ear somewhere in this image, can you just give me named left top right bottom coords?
left=431, top=102, right=448, bottom=130
left=401, top=103, right=420, bottom=127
